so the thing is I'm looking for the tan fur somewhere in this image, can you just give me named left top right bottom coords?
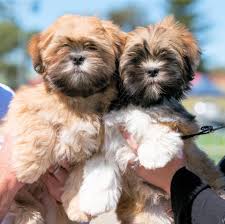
left=6, top=84, right=114, bottom=182
left=61, top=163, right=91, bottom=223
left=3, top=15, right=125, bottom=223
left=116, top=17, right=225, bottom=224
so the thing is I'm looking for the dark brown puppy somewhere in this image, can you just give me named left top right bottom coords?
left=120, top=16, right=200, bottom=106
left=115, top=17, right=225, bottom=224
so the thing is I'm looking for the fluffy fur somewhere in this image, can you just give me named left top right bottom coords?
left=115, top=17, right=225, bottom=224
left=3, top=15, right=125, bottom=223
left=81, top=17, right=225, bottom=224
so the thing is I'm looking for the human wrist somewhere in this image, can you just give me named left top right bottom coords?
left=161, top=159, right=186, bottom=194
left=0, top=173, right=24, bottom=218
left=8, top=174, right=24, bottom=192
left=3, top=172, right=24, bottom=193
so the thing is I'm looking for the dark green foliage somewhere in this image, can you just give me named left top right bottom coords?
left=0, top=21, right=21, bottom=55
left=108, top=5, right=148, bottom=31
left=168, top=0, right=208, bottom=71
left=0, top=1, right=38, bottom=88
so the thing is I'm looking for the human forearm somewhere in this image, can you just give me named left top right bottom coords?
left=0, top=172, right=23, bottom=218
left=0, top=134, right=24, bottom=218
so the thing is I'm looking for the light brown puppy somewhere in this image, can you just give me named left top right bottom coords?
left=4, top=15, right=125, bottom=223
left=115, top=17, right=225, bottom=224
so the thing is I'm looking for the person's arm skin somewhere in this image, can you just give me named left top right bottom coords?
left=42, top=161, right=70, bottom=202
left=119, top=128, right=225, bottom=224
left=0, top=134, right=23, bottom=218
left=119, top=127, right=185, bottom=194
left=0, top=134, right=69, bottom=219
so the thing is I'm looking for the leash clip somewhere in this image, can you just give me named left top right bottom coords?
left=182, top=124, right=225, bottom=140
left=200, top=125, right=214, bottom=134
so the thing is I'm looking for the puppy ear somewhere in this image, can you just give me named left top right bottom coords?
left=101, top=20, right=126, bottom=59
left=162, top=16, right=200, bottom=80
left=180, top=27, right=200, bottom=81
left=28, top=34, right=45, bottom=74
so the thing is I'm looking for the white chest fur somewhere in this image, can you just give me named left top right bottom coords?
left=104, top=105, right=184, bottom=171
left=57, top=119, right=102, bottom=163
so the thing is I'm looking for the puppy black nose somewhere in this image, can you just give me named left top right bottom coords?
left=147, top=68, right=159, bottom=77
left=72, top=55, right=85, bottom=66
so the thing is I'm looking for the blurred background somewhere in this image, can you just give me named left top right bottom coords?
left=0, top=0, right=224, bottom=160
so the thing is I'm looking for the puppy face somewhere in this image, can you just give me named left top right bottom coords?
left=28, top=15, right=125, bottom=98
left=120, top=16, right=200, bottom=106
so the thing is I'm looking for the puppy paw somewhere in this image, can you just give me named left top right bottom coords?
left=218, top=190, right=225, bottom=200
left=66, top=206, right=90, bottom=223
left=14, top=161, right=49, bottom=183
left=138, top=125, right=183, bottom=169
left=212, top=176, right=225, bottom=190
left=79, top=188, right=120, bottom=216
left=63, top=194, right=91, bottom=222
left=138, top=144, right=173, bottom=169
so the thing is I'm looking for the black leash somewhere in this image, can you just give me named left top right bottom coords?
left=182, top=125, right=225, bottom=140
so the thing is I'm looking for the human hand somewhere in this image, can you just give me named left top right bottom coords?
left=42, top=161, right=70, bottom=202
left=0, top=134, right=24, bottom=218
left=0, top=133, right=70, bottom=219
left=119, top=127, right=185, bottom=194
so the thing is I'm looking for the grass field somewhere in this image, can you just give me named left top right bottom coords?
left=196, top=130, right=225, bottom=163
left=183, top=96, right=225, bottom=163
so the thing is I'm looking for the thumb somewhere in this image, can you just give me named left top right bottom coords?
left=118, top=126, right=139, bottom=152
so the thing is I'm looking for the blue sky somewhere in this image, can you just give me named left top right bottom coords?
left=14, top=0, right=225, bottom=69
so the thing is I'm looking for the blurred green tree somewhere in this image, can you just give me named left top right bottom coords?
left=167, top=0, right=208, bottom=72
left=107, top=5, right=148, bottom=31
left=0, top=0, right=38, bottom=89
left=0, top=20, right=24, bottom=88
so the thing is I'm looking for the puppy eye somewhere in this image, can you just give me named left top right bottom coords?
left=133, top=44, right=143, bottom=49
left=62, top=43, right=70, bottom=48
left=160, top=49, right=169, bottom=55
left=84, top=43, right=97, bottom=51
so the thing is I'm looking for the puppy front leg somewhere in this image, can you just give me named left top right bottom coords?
left=63, top=155, right=122, bottom=222
left=79, top=154, right=122, bottom=216
left=62, top=164, right=90, bottom=223
left=12, top=127, right=56, bottom=184
left=137, top=124, right=184, bottom=169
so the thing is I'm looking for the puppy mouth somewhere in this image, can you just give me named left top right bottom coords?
left=46, top=68, right=111, bottom=98
left=145, top=76, right=158, bottom=83
left=122, top=68, right=182, bottom=105
left=60, top=82, right=109, bottom=98
left=73, top=67, right=83, bottom=75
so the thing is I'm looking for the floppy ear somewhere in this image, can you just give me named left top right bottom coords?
left=28, top=34, right=45, bottom=74
left=162, top=16, right=200, bottom=80
left=179, top=26, right=200, bottom=82
left=101, top=20, right=126, bottom=59
left=180, top=28, right=201, bottom=80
